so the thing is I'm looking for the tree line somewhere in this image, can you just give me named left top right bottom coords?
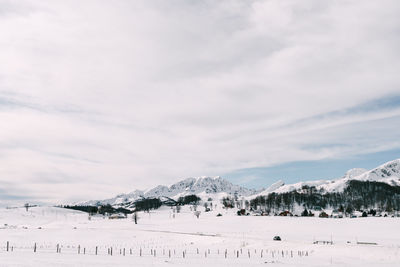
left=62, top=194, right=202, bottom=214
left=62, top=204, right=132, bottom=215
left=249, top=180, right=400, bottom=214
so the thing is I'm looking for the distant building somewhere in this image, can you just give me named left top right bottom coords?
left=279, top=211, right=293, bottom=216
left=319, top=211, right=329, bottom=218
left=108, top=213, right=126, bottom=219
left=331, top=210, right=343, bottom=218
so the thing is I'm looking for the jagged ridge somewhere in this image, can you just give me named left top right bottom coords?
left=82, top=176, right=258, bottom=207
left=81, top=159, right=400, bottom=207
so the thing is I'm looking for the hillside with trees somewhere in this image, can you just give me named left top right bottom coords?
left=249, top=180, right=400, bottom=215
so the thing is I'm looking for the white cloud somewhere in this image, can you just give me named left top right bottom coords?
left=0, top=0, right=399, bottom=203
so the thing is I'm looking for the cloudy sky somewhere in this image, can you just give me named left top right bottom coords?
left=1, top=0, right=400, bottom=204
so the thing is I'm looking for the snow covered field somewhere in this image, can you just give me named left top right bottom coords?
left=1, top=206, right=400, bottom=266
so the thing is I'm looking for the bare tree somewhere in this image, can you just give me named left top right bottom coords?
left=133, top=212, right=138, bottom=224
left=245, top=200, right=250, bottom=210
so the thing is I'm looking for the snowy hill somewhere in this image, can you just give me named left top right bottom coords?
left=268, top=159, right=400, bottom=194
left=252, top=180, right=285, bottom=198
left=2, top=205, right=400, bottom=267
left=82, top=176, right=258, bottom=207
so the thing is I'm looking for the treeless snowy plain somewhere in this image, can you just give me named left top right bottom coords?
left=1, top=206, right=399, bottom=266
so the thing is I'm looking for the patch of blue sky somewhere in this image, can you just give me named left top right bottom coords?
left=226, top=148, right=400, bottom=189
left=287, top=94, right=400, bottom=129
left=327, top=94, right=400, bottom=116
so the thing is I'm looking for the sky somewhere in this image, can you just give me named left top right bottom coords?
left=0, top=0, right=400, bottom=204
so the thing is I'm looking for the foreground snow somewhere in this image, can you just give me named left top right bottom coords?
left=1, top=206, right=400, bottom=266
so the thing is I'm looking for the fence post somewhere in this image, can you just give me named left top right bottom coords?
left=78, top=245, right=80, bottom=254
left=95, top=246, right=98, bottom=255
left=7, top=241, right=9, bottom=252
left=34, top=243, right=37, bottom=253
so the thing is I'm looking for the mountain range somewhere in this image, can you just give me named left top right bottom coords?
left=81, top=176, right=260, bottom=207
left=81, top=159, right=400, bottom=207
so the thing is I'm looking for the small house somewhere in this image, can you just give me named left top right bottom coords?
left=279, top=210, right=293, bottom=216
left=109, top=213, right=126, bottom=219
left=319, top=211, right=329, bottom=218
left=331, top=210, right=343, bottom=218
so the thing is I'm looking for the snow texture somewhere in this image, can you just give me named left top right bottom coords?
left=1, top=205, right=400, bottom=266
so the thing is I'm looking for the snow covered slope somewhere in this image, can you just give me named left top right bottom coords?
left=269, top=159, right=400, bottom=194
left=82, top=176, right=258, bottom=206
left=2, top=205, right=400, bottom=267
left=251, top=180, right=285, bottom=198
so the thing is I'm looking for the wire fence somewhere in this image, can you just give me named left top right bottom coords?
left=1, top=241, right=311, bottom=261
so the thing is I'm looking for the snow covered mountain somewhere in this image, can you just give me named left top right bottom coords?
left=80, top=159, right=400, bottom=207
left=82, top=176, right=259, bottom=206
left=266, top=159, right=400, bottom=194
